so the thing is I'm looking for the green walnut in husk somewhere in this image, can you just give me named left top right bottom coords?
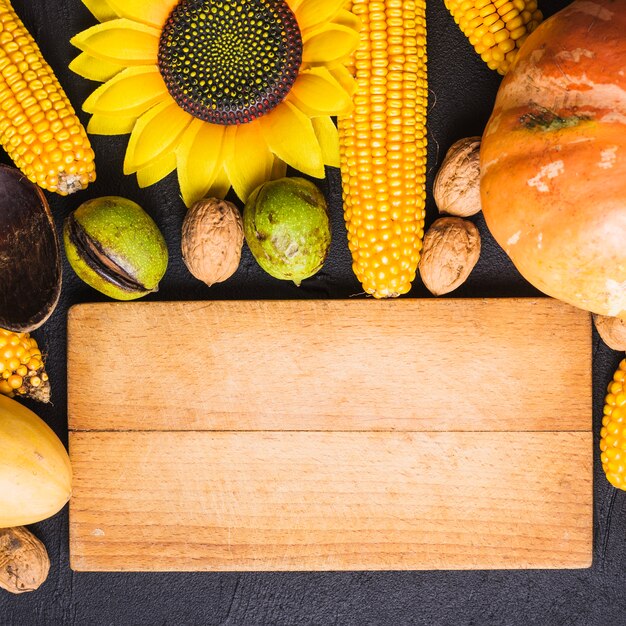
left=63, top=196, right=168, bottom=300
left=243, top=178, right=331, bottom=285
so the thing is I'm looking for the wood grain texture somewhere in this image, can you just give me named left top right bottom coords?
left=69, top=431, right=592, bottom=571
left=67, top=299, right=591, bottom=432
left=68, top=299, right=593, bottom=571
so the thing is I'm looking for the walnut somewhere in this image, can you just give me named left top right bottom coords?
left=433, top=137, right=482, bottom=217
left=593, top=314, right=626, bottom=351
left=0, top=526, right=50, bottom=594
left=181, top=198, right=244, bottom=287
left=419, top=217, right=481, bottom=295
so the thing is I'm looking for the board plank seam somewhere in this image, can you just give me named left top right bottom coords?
left=69, top=428, right=592, bottom=433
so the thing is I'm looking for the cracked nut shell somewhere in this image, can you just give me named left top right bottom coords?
left=181, top=198, right=244, bottom=287
left=419, top=217, right=481, bottom=295
left=433, top=137, right=482, bottom=217
left=593, top=314, right=626, bottom=351
left=63, top=196, right=168, bottom=300
left=0, top=526, right=49, bottom=594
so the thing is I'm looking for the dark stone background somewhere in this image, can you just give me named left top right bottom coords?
left=2, top=1, right=626, bottom=624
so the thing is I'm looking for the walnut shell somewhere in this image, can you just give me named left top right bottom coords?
left=433, top=137, right=482, bottom=217
left=419, top=217, right=481, bottom=296
left=181, top=198, right=244, bottom=287
left=593, top=314, right=626, bottom=351
left=0, top=526, right=50, bottom=594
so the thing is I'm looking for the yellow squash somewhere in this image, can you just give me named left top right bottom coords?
left=0, top=395, right=71, bottom=527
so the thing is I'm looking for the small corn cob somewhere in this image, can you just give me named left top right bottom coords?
left=0, top=328, right=49, bottom=403
left=338, top=0, right=427, bottom=298
left=600, top=358, right=626, bottom=490
left=0, top=0, right=95, bottom=194
left=444, top=0, right=543, bottom=75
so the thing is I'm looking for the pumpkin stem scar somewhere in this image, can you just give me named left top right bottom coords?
left=519, top=105, right=592, bottom=131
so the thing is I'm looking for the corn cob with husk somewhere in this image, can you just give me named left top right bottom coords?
left=444, top=0, right=543, bottom=75
left=338, top=0, right=427, bottom=298
left=0, top=0, right=95, bottom=193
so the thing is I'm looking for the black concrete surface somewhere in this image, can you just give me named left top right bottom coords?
left=3, top=1, right=626, bottom=624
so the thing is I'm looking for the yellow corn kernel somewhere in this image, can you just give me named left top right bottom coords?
left=0, top=0, right=95, bottom=194
left=601, top=359, right=626, bottom=490
left=338, top=0, right=427, bottom=298
left=0, top=327, right=50, bottom=402
left=443, top=0, right=543, bottom=74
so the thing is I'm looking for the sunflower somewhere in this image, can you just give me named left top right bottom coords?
left=70, top=0, right=360, bottom=206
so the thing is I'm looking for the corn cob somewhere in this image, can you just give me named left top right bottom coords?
left=0, top=328, right=49, bottom=402
left=444, top=0, right=543, bottom=75
left=601, top=358, right=626, bottom=490
left=338, top=0, right=427, bottom=298
left=0, top=0, right=95, bottom=194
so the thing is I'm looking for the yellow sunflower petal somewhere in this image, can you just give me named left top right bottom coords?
left=331, top=9, right=361, bottom=32
left=136, top=150, right=177, bottom=188
left=260, top=101, right=324, bottom=178
left=289, top=67, right=352, bottom=117
left=71, top=19, right=160, bottom=65
left=82, top=0, right=118, bottom=22
left=70, top=52, right=126, bottom=82
left=83, top=66, right=168, bottom=117
left=106, top=0, right=178, bottom=28
left=124, top=100, right=193, bottom=172
left=176, top=119, right=226, bottom=207
left=206, top=166, right=232, bottom=200
left=287, top=0, right=306, bottom=12
left=271, top=156, right=288, bottom=180
left=88, top=112, right=138, bottom=135
left=302, top=24, right=360, bottom=66
left=329, top=65, right=357, bottom=96
left=295, top=0, right=345, bottom=32
left=311, top=116, right=339, bottom=168
left=224, top=124, right=274, bottom=202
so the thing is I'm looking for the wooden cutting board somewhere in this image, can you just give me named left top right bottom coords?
left=68, top=299, right=593, bottom=571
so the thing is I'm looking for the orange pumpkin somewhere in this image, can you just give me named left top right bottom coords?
left=480, top=0, right=626, bottom=318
